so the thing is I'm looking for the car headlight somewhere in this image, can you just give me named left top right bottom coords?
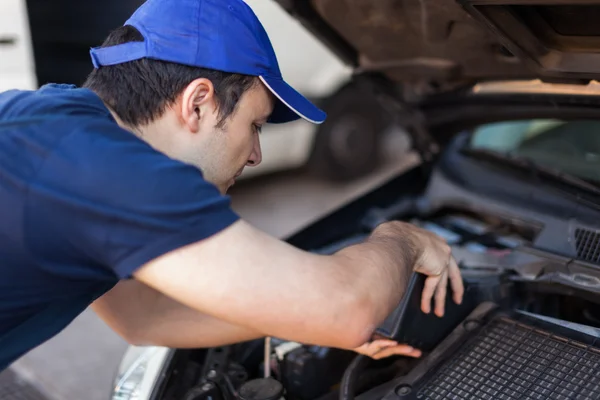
left=111, top=346, right=172, bottom=400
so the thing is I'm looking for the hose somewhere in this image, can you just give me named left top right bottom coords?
left=339, top=354, right=369, bottom=400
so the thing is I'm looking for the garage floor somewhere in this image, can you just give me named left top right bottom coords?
left=0, top=370, right=47, bottom=400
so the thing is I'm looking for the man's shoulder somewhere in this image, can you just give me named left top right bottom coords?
left=0, top=83, right=196, bottom=212
left=16, top=86, right=215, bottom=211
left=0, top=84, right=113, bottom=124
left=0, top=83, right=152, bottom=182
left=0, top=83, right=163, bottom=173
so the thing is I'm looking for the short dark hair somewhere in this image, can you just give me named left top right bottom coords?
left=83, top=25, right=257, bottom=127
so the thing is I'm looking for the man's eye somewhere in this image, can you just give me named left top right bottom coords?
left=253, top=124, right=263, bottom=134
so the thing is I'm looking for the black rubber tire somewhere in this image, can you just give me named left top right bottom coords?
left=308, top=84, right=389, bottom=182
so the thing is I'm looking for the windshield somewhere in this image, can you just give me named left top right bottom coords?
left=468, top=119, right=600, bottom=183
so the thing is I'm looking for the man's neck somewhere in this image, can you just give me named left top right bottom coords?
left=103, top=101, right=182, bottom=161
left=105, top=105, right=146, bottom=138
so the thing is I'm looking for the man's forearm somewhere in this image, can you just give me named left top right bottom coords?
left=139, top=298, right=265, bottom=348
left=335, top=233, right=415, bottom=324
left=92, top=280, right=264, bottom=348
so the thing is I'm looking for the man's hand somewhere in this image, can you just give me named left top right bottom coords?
left=369, top=221, right=464, bottom=318
left=409, top=225, right=463, bottom=317
left=353, top=339, right=422, bottom=360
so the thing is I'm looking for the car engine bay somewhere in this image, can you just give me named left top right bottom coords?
left=153, top=204, right=600, bottom=399
left=150, top=134, right=600, bottom=400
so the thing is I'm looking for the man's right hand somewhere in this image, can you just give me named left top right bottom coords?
left=368, top=221, right=464, bottom=318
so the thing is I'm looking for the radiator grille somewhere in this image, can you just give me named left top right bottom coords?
left=416, top=318, right=600, bottom=400
left=574, top=228, right=600, bottom=264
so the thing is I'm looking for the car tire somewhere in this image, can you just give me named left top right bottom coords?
left=308, top=84, right=389, bottom=182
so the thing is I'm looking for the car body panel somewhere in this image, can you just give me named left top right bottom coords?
left=0, top=0, right=36, bottom=92
left=275, top=0, right=600, bottom=91
left=243, top=0, right=352, bottom=98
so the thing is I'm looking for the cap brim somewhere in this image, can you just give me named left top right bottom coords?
left=259, top=76, right=326, bottom=124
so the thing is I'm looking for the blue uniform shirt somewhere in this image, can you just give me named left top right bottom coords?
left=0, top=84, right=239, bottom=370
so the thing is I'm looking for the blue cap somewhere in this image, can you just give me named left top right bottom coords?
left=89, top=0, right=326, bottom=125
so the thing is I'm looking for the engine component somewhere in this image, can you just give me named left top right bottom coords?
left=375, top=272, right=480, bottom=350
left=279, top=346, right=356, bottom=400
left=411, top=221, right=461, bottom=245
left=184, top=381, right=224, bottom=400
left=362, top=302, right=600, bottom=400
left=441, top=215, right=490, bottom=236
left=184, top=347, right=248, bottom=400
left=339, top=355, right=369, bottom=400
left=238, top=378, right=284, bottom=400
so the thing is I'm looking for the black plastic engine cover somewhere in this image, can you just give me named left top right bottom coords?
left=375, top=272, right=480, bottom=351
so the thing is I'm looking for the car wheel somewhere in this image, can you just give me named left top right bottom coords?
left=308, top=85, right=389, bottom=182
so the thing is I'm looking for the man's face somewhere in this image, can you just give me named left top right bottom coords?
left=162, top=79, right=274, bottom=194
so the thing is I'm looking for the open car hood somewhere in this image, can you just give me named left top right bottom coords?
left=274, top=0, right=600, bottom=91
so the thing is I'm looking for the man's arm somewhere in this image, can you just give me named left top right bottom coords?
left=93, top=280, right=419, bottom=360
left=133, top=221, right=377, bottom=349
left=133, top=220, right=461, bottom=350
left=92, top=280, right=264, bottom=348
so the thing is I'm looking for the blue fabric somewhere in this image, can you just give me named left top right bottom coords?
left=89, top=0, right=326, bottom=125
left=0, top=84, right=240, bottom=370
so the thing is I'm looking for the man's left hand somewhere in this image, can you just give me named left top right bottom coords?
left=353, top=339, right=422, bottom=360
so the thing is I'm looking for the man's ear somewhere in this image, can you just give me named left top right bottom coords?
left=180, top=78, right=216, bottom=133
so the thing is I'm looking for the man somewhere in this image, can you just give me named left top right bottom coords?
left=0, top=0, right=463, bottom=370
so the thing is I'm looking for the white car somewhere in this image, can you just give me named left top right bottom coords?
left=1, top=0, right=392, bottom=181
left=0, top=0, right=36, bottom=91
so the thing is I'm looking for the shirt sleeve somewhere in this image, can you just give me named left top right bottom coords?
left=24, top=117, right=240, bottom=280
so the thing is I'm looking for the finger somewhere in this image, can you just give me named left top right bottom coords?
left=370, top=339, right=399, bottom=348
left=353, top=340, right=397, bottom=356
left=434, top=270, right=448, bottom=317
left=372, top=345, right=422, bottom=360
left=421, top=275, right=440, bottom=314
left=448, top=257, right=464, bottom=305
left=353, top=342, right=375, bottom=355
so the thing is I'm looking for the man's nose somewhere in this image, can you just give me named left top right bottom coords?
left=246, top=136, right=262, bottom=167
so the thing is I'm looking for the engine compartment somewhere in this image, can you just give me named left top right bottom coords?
left=154, top=198, right=600, bottom=400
